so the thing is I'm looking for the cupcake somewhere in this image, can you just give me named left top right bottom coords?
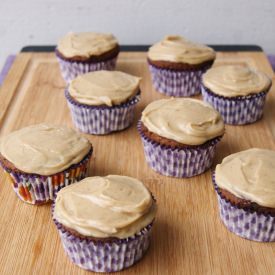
left=65, top=70, right=141, bottom=135
left=138, top=98, right=224, bottom=178
left=56, top=32, right=119, bottom=83
left=213, top=148, right=275, bottom=242
left=147, top=35, right=216, bottom=97
left=201, top=65, right=272, bottom=125
left=52, top=175, right=157, bottom=272
left=0, top=124, right=92, bottom=204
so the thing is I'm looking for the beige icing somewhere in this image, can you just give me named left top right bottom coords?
left=57, top=32, right=118, bottom=58
left=0, top=124, right=91, bottom=176
left=141, top=98, right=224, bottom=145
left=203, top=65, right=271, bottom=97
left=215, top=148, right=275, bottom=208
left=69, top=70, right=141, bottom=106
left=148, top=35, right=216, bottom=64
left=54, top=175, right=157, bottom=238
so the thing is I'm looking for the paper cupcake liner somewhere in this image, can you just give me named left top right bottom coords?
left=148, top=63, right=211, bottom=97
left=56, top=51, right=117, bottom=84
left=65, top=90, right=140, bottom=135
left=212, top=173, right=275, bottom=242
left=201, top=85, right=269, bottom=125
left=137, top=121, right=221, bottom=178
left=0, top=149, right=92, bottom=205
left=52, top=208, right=153, bottom=272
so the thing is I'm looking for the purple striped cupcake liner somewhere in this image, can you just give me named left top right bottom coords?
left=65, top=90, right=140, bottom=135
left=148, top=63, right=212, bottom=97
left=55, top=50, right=117, bottom=84
left=52, top=204, right=153, bottom=272
left=201, top=85, right=269, bottom=125
left=212, top=173, right=275, bottom=242
left=137, top=121, right=222, bottom=178
left=0, top=149, right=92, bottom=205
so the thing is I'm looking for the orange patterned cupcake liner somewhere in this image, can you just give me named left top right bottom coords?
left=1, top=149, right=92, bottom=204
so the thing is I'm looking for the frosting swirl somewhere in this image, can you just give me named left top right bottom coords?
left=68, top=70, right=141, bottom=106
left=57, top=32, right=118, bottom=58
left=148, top=35, right=216, bottom=64
left=54, top=175, right=156, bottom=238
left=215, top=148, right=275, bottom=208
left=203, top=65, right=271, bottom=97
left=141, top=98, right=224, bottom=145
left=0, top=124, right=91, bottom=175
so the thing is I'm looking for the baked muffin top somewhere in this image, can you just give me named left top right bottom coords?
left=215, top=148, right=275, bottom=208
left=57, top=32, right=118, bottom=58
left=68, top=70, right=141, bottom=106
left=148, top=35, right=216, bottom=65
left=141, top=98, right=224, bottom=145
left=54, top=175, right=157, bottom=238
left=0, top=124, right=91, bottom=175
left=203, top=65, right=271, bottom=97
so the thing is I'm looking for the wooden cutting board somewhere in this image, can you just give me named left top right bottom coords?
left=0, top=51, right=274, bottom=275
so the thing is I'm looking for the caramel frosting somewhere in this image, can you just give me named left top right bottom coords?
left=215, top=148, right=275, bottom=208
left=0, top=124, right=91, bottom=175
left=141, top=98, right=224, bottom=145
left=54, top=175, right=157, bottom=238
left=148, top=35, right=216, bottom=64
left=203, top=65, right=271, bottom=97
left=57, top=32, right=118, bottom=58
left=68, top=70, right=141, bottom=106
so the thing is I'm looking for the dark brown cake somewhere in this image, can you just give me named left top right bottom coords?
left=0, top=153, right=22, bottom=173
left=140, top=121, right=222, bottom=149
left=147, top=57, right=214, bottom=71
left=56, top=44, right=120, bottom=63
left=62, top=223, right=120, bottom=242
left=0, top=145, right=93, bottom=175
left=218, top=187, right=275, bottom=215
left=66, top=89, right=140, bottom=107
left=60, top=212, right=155, bottom=243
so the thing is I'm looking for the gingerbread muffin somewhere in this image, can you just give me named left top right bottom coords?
left=148, top=35, right=216, bottom=97
left=65, top=70, right=141, bottom=134
left=52, top=175, right=157, bottom=272
left=138, top=98, right=225, bottom=178
left=56, top=32, right=119, bottom=83
left=0, top=124, right=92, bottom=204
left=213, top=148, right=275, bottom=241
left=202, top=65, right=272, bottom=124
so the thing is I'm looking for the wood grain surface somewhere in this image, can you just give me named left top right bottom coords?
left=0, top=51, right=274, bottom=275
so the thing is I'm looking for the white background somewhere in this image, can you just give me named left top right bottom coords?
left=0, top=0, right=274, bottom=67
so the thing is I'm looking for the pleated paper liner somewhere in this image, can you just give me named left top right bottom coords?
left=212, top=172, right=275, bottom=242
left=56, top=49, right=117, bottom=84
left=201, top=85, right=270, bottom=125
left=65, top=90, right=140, bottom=135
left=137, top=121, right=222, bottom=178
